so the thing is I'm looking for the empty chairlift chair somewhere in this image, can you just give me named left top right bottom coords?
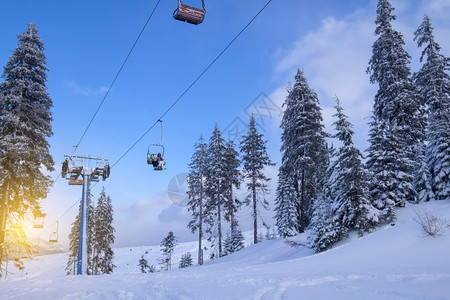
left=49, top=221, right=59, bottom=243
left=173, top=0, right=206, bottom=25
left=33, top=214, right=45, bottom=229
left=49, top=232, right=58, bottom=243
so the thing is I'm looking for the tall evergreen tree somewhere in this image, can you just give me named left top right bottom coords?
left=204, top=124, right=228, bottom=258
left=276, top=69, right=328, bottom=234
left=222, top=140, right=241, bottom=233
left=159, top=231, right=177, bottom=271
left=366, top=119, right=405, bottom=222
left=240, top=115, right=274, bottom=244
left=92, top=188, right=115, bottom=275
left=329, top=99, right=378, bottom=234
left=366, top=0, right=422, bottom=219
left=414, top=15, right=450, bottom=201
left=0, top=23, right=54, bottom=270
left=186, top=135, right=209, bottom=265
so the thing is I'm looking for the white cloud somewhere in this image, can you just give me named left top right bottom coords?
left=65, top=80, right=109, bottom=97
left=276, top=12, right=375, bottom=100
left=423, top=0, right=450, bottom=19
left=271, top=9, right=377, bottom=151
left=269, top=0, right=450, bottom=158
left=113, top=191, right=193, bottom=247
left=268, top=86, right=288, bottom=117
left=119, top=190, right=170, bottom=221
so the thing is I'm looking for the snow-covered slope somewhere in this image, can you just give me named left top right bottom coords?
left=1, top=200, right=450, bottom=299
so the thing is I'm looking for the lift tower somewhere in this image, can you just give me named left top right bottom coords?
left=61, top=154, right=110, bottom=275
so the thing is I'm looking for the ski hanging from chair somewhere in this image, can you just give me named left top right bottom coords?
left=173, top=0, right=206, bottom=25
left=147, top=120, right=166, bottom=171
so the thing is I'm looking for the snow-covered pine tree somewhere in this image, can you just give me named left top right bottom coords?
left=366, top=0, right=423, bottom=217
left=187, top=135, right=209, bottom=265
left=148, top=264, right=157, bottom=273
left=0, top=23, right=54, bottom=270
left=276, top=69, right=328, bottom=234
left=329, top=98, right=378, bottom=235
left=222, top=140, right=242, bottom=234
left=138, top=255, right=151, bottom=273
left=92, top=188, right=116, bottom=275
left=264, top=224, right=278, bottom=240
left=223, top=219, right=245, bottom=256
left=204, top=124, right=228, bottom=258
left=309, top=191, right=342, bottom=253
left=66, top=214, right=79, bottom=275
left=309, top=144, right=344, bottom=252
left=414, top=15, right=450, bottom=201
left=65, top=192, right=95, bottom=275
left=240, top=114, right=274, bottom=244
left=159, top=231, right=177, bottom=271
left=413, top=143, right=434, bottom=203
left=178, top=252, right=193, bottom=269
left=367, top=117, right=410, bottom=222
left=222, top=232, right=232, bottom=256
left=274, top=166, right=300, bottom=237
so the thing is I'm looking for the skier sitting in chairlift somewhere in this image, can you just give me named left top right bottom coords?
left=156, top=153, right=165, bottom=170
left=148, top=153, right=158, bottom=168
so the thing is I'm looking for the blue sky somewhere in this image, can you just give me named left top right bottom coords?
left=1, top=0, right=449, bottom=248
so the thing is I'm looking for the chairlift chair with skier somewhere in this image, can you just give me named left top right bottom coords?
left=147, top=120, right=166, bottom=170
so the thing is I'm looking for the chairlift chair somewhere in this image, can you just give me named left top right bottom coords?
left=147, top=120, right=166, bottom=170
left=173, top=0, right=206, bottom=25
left=102, top=163, right=111, bottom=180
left=49, top=232, right=58, bottom=243
left=49, top=221, right=59, bottom=243
left=32, top=241, right=39, bottom=253
left=33, top=215, right=45, bottom=229
left=147, top=144, right=166, bottom=170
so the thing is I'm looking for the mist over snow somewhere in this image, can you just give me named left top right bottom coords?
left=1, top=200, right=449, bottom=299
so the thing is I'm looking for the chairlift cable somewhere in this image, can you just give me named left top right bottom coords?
left=43, top=0, right=273, bottom=237
left=37, top=1, right=162, bottom=241
left=37, top=178, right=104, bottom=240
left=36, top=197, right=80, bottom=239
left=111, top=0, right=274, bottom=169
left=73, top=0, right=161, bottom=153
left=45, top=0, right=160, bottom=222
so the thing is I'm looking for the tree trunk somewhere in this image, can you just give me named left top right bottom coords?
left=216, top=180, right=222, bottom=257
left=0, top=181, right=9, bottom=266
left=252, top=174, right=258, bottom=244
left=293, top=176, right=302, bottom=233
left=230, top=187, right=235, bottom=233
left=217, top=193, right=222, bottom=257
left=198, top=188, right=203, bottom=265
left=299, top=170, right=306, bottom=233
